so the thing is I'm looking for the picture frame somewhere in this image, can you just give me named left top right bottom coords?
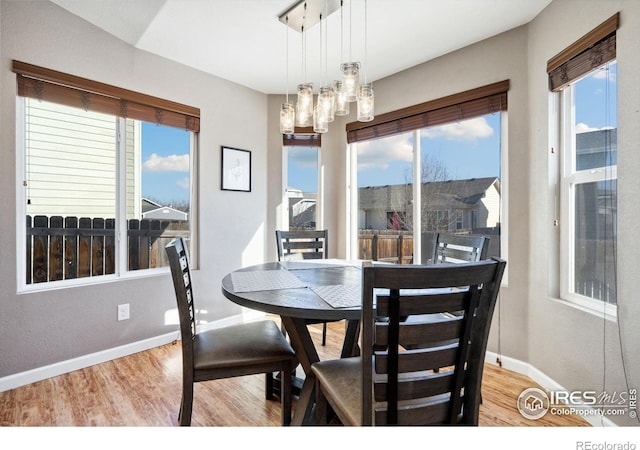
left=221, top=146, right=251, bottom=192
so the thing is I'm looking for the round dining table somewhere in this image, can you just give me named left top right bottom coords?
left=221, top=260, right=364, bottom=425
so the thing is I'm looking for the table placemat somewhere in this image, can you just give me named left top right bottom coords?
left=310, top=284, right=362, bottom=308
left=278, top=259, right=367, bottom=271
left=278, top=261, right=347, bottom=271
left=231, top=270, right=306, bottom=293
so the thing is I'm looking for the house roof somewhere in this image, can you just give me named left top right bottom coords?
left=576, top=128, right=617, bottom=155
left=141, top=198, right=188, bottom=221
left=359, top=177, right=499, bottom=210
left=141, top=198, right=163, bottom=213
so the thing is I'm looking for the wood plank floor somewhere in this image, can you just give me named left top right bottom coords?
left=0, top=318, right=589, bottom=427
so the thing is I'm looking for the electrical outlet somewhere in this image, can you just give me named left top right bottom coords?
left=117, top=303, right=130, bottom=321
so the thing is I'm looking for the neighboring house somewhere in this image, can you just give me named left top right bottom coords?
left=24, top=100, right=141, bottom=219
left=141, top=198, right=188, bottom=221
left=358, top=177, right=501, bottom=233
left=286, top=187, right=317, bottom=229
left=576, top=128, right=617, bottom=170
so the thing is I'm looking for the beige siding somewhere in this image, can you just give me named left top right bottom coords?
left=480, top=182, right=501, bottom=228
left=125, top=119, right=141, bottom=219
left=25, top=99, right=117, bottom=218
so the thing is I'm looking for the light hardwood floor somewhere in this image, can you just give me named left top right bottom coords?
left=0, top=318, right=589, bottom=427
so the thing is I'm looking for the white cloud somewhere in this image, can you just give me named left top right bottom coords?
left=355, top=117, right=494, bottom=171
left=576, top=123, right=614, bottom=134
left=422, top=117, right=493, bottom=141
left=357, top=134, right=413, bottom=170
left=590, top=66, right=616, bottom=81
left=288, top=147, right=318, bottom=168
left=143, top=153, right=189, bottom=172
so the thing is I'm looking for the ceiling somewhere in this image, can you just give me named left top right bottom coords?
left=50, top=0, right=552, bottom=95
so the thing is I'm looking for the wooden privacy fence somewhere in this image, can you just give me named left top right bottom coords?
left=26, top=215, right=189, bottom=284
left=358, top=230, right=414, bottom=264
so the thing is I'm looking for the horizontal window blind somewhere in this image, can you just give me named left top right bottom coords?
left=283, top=127, right=321, bottom=147
left=13, top=60, right=200, bottom=132
left=547, top=13, right=618, bottom=92
left=346, top=80, right=509, bottom=144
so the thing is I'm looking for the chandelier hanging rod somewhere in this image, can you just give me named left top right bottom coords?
left=278, top=0, right=341, bottom=33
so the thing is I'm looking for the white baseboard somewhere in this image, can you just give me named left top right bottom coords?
left=0, top=310, right=265, bottom=393
left=485, top=351, right=616, bottom=427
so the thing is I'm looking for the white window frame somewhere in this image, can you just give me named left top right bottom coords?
left=347, top=115, right=508, bottom=282
left=558, top=80, right=617, bottom=319
left=15, top=97, right=198, bottom=292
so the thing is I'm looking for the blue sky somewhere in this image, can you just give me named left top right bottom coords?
left=141, top=122, right=190, bottom=206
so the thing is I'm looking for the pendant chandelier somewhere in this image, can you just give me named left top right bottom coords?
left=279, top=0, right=374, bottom=135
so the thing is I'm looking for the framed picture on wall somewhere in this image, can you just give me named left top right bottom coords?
left=221, top=146, right=251, bottom=192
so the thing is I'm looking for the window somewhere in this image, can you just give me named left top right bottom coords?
left=559, top=64, right=617, bottom=309
left=548, top=14, right=618, bottom=313
left=456, top=210, right=464, bottom=230
left=14, top=61, right=199, bottom=288
left=285, top=145, right=319, bottom=230
left=350, top=81, right=507, bottom=266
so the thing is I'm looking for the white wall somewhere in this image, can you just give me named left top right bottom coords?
left=1, top=1, right=269, bottom=378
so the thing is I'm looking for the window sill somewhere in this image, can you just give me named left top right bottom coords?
left=548, top=295, right=617, bottom=323
left=17, top=267, right=171, bottom=295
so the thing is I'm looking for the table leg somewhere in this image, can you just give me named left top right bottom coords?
left=341, top=319, right=361, bottom=358
left=280, top=316, right=319, bottom=425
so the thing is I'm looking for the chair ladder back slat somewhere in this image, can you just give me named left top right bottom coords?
left=374, top=345, right=459, bottom=376
left=374, top=371, right=456, bottom=402
left=376, top=292, right=467, bottom=316
left=375, top=318, right=463, bottom=347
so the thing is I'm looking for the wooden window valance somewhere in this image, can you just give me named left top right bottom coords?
left=283, top=127, right=321, bottom=147
left=346, top=80, right=509, bottom=144
left=547, top=13, right=619, bottom=92
left=12, top=60, right=200, bottom=132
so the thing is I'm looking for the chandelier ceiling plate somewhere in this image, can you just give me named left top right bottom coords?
left=279, top=0, right=342, bottom=33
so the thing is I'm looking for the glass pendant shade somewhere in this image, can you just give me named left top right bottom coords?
left=357, top=83, right=374, bottom=122
left=333, top=80, right=349, bottom=116
left=313, top=105, right=328, bottom=133
left=341, top=62, right=360, bottom=102
left=295, top=83, right=314, bottom=127
left=280, top=102, right=295, bottom=134
left=318, top=86, right=335, bottom=123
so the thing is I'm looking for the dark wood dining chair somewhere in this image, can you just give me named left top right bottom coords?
left=430, top=232, right=490, bottom=264
left=276, top=229, right=328, bottom=261
left=311, top=258, right=506, bottom=425
left=275, top=229, right=335, bottom=346
left=165, top=237, right=296, bottom=426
